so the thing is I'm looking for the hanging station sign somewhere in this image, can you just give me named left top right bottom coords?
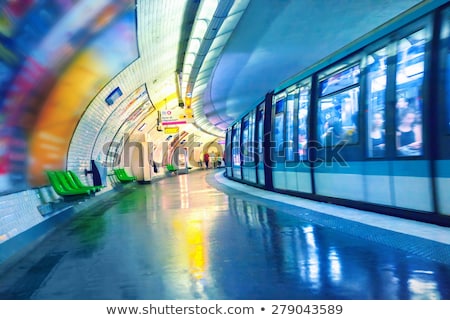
left=160, top=110, right=187, bottom=126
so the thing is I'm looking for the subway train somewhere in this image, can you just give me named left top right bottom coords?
left=224, top=1, right=450, bottom=227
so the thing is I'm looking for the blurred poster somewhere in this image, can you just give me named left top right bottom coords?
left=0, top=0, right=137, bottom=193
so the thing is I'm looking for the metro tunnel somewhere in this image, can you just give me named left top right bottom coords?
left=0, top=0, right=449, bottom=300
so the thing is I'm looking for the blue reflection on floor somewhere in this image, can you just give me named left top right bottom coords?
left=0, top=170, right=449, bottom=299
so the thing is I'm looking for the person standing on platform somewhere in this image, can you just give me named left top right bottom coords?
left=203, top=152, right=209, bottom=169
left=211, top=151, right=216, bottom=168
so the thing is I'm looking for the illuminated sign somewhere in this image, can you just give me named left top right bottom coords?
left=160, top=110, right=187, bottom=126
left=164, top=127, right=179, bottom=134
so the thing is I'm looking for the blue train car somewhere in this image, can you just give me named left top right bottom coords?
left=225, top=1, right=450, bottom=226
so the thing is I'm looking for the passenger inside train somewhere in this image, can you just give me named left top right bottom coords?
left=370, top=112, right=386, bottom=158
left=396, top=107, right=422, bottom=156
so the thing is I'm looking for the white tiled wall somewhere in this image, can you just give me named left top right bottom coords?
left=0, top=189, right=46, bottom=244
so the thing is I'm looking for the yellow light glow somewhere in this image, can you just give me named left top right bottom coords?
left=172, top=212, right=208, bottom=280
left=154, top=92, right=178, bottom=110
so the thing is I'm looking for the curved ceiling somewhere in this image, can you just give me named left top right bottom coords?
left=202, top=0, right=422, bottom=130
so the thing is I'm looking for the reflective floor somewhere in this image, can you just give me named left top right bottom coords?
left=0, top=169, right=449, bottom=299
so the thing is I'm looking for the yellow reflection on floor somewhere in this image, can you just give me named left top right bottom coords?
left=172, top=213, right=207, bottom=281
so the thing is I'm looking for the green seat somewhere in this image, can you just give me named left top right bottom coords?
left=120, top=168, right=136, bottom=180
left=54, top=171, right=95, bottom=195
left=46, top=171, right=91, bottom=199
left=166, top=164, right=177, bottom=173
left=113, top=168, right=136, bottom=183
left=63, top=170, right=101, bottom=193
left=68, top=170, right=102, bottom=192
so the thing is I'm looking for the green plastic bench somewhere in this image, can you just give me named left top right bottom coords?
left=166, top=164, right=177, bottom=173
left=68, top=170, right=103, bottom=192
left=113, top=168, right=136, bottom=183
left=46, top=171, right=91, bottom=199
left=54, top=171, right=95, bottom=195
left=117, top=168, right=136, bottom=181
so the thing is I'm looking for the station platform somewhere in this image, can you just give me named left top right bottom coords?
left=0, top=169, right=449, bottom=300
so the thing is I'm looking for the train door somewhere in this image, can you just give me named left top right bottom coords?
left=225, top=128, right=232, bottom=177
left=255, top=103, right=265, bottom=186
left=364, top=44, right=394, bottom=206
left=231, top=122, right=242, bottom=179
left=314, top=62, right=364, bottom=201
left=271, top=83, right=313, bottom=194
left=435, top=6, right=450, bottom=216
left=295, top=81, right=312, bottom=194
left=271, top=92, right=287, bottom=190
left=390, top=24, right=434, bottom=212
left=241, top=112, right=257, bottom=183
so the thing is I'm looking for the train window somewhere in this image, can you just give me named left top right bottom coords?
left=444, top=9, right=450, bottom=133
left=242, top=112, right=256, bottom=164
left=366, top=47, right=387, bottom=158
left=256, top=104, right=264, bottom=157
left=298, top=84, right=310, bottom=160
left=319, top=65, right=360, bottom=96
left=395, top=29, right=425, bottom=157
left=242, top=117, right=250, bottom=163
left=249, top=111, right=255, bottom=161
left=225, top=129, right=232, bottom=164
left=232, top=124, right=241, bottom=166
left=318, top=64, right=360, bottom=147
left=286, top=92, right=295, bottom=161
left=273, top=96, right=285, bottom=157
